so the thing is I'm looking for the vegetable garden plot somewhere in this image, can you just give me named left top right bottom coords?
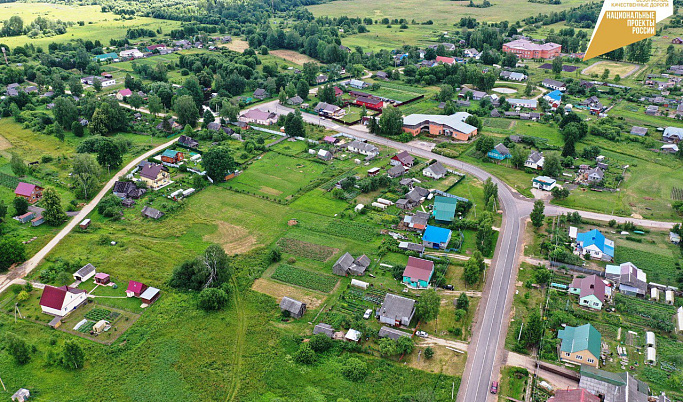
left=271, top=264, right=338, bottom=292
left=276, top=237, right=338, bottom=262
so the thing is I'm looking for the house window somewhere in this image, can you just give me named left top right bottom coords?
left=564, top=352, right=570, bottom=357
left=587, top=358, right=595, bottom=363
left=576, top=355, right=583, bottom=360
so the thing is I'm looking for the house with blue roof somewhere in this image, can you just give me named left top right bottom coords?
left=487, top=143, right=511, bottom=160
left=543, top=89, right=563, bottom=109
left=576, top=229, right=614, bottom=261
left=422, top=225, right=452, bottom=249
left=558, top=323, right=601, bottom=368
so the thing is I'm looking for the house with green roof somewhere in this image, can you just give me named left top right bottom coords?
left=160, top=149, right=184, bottom=164
left=558, top=323, right=601, bottom=367
left=93, top=52, right=119, bottom=62
left=432, top=196, right=457, bottom=223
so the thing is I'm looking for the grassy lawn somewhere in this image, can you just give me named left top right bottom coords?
left=0, top=3, right=180, bottom=49
left=582, top=61, right=639, bottom=79
left=228, top=152, right=326, bottom=201
left=498, top=366, right=529, bottom=401
left=505, top=263, right=547, bottom=353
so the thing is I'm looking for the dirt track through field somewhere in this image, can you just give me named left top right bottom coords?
left=203, top=221, right=259, bottom=254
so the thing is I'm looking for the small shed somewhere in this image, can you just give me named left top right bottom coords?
left=280, top=296, right=306, bottom=318
left=665, top=290, right=674, bottom=305
left=15, top=212, right=35, bottom=224
left=126, top=281, right=147, bottom=297
left=351, top=279, right=369, bottom=289
left=73, top=263, right=96, bottom=282
left=345, top=328, right=362, bottom=342
left=646, top=347, right=656, bottom=364
left=95, top=273, right=110, bottom=285
left=313, top=323, right=335, bottom=338
left=79, top=219, right=91, bottom=229
left=93, top=320, right=109, bottom=333
left=646, top=331, right=656, bottom=348
left=367, top=167, right=380, bottom=176
left=11, top=388, right=30, bottom=402
left=140, top=287, right=161, bottom=305
left=354, top=204, right=364, bottom=213
left=650, top=287, right=660, bottom=301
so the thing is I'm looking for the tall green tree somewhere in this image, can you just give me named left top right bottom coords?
left=13, top=197, right=28, bottom=215
left=202, top=146, right=236, bottom=182
left=148, top=94, right=163, bottom=117
left=174, top=95, right=200, bottom=127
left=4, top=333, right=30, bottom=365
left=71, top=154, right=100, bottom=200
left=378, top=106, right=403, bottom=136
left=60, top=340, right=85, bottom=369
left=53, top=97, right=78, bottom=128
left=42, top=187, right=66, bottom=226
left=415, top=289, right=440, bottom=322
left=96, top=138, right=123, bottom=169
left=0, top=237, right=26, bottom=272
left=476, top=212, right=494, bottom=255
left=521, top=310, right=543, bottom=348
left=10, top=152, right=26, bottom=176
left=530, top=200, right=545, bottom=228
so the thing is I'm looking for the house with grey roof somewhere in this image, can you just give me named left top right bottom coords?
left=663, top=126, right=683, bottom=143
left=423, top=161, right=448, bottom=179
left=542, top=78, right=566, bottom=91
left=287, top=95, right=303, bottom=105
left=253, top=88, right=268, bottom=100
left=525, top=151, right=544, bottom=170
left=280, top=296, right=306, bottom=318
left=313, top=323, right=335, bottom=338
left=332, top=252, right=371, bottom=276
left=586, top=167, right=604, bottom=183
left=630, top=126, right=647, bottom=136
left=378, top=293, right=416, bottom=327
left=378, top=326, right=411, bottom=340
left=141, top=205, right=164, bottom=219
left=579, top=366, right=649, bottom=402
left=346, top=140, right=379, bottom=158
left=73, top=263, right=96, bottom=282
left=388, top=164, right=407, bottom=179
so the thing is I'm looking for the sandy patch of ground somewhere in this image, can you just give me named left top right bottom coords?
left=0, top=134, right=12, bottom=150
left=407, top=139, right=436, bottom=152
left=269, top=49, right=318, bottom=65
left=252, top=278, right=325, bottom=310
left=493, top=87, right=517, bottom=94
left=259, top=186, right=283, bottom=196
left=219, top=38, right=249, bottom=52
left=403, top=343, right=468, bottom=377
left=203, top=221, right=259, bottom=254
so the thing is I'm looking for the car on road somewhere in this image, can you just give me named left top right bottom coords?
left=441, top=284, right=454, bottom=290
left=490, top=381, right=498, bottom=394
left=363, top=309, right=373, bottom=319
left=415, top=331, right=428, bottom=338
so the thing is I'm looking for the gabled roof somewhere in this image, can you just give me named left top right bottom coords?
left=39, top=285, right=84, bottom=311
left=118, top=88, right=132, bottom=97
left=388, top=165, right=406, bottom=176
left=403, top=257, right=434, bottom=282
left=161, top=149, right=182, bottom=159
left=140, top=286, right=160, bottom=301
left=403, top=113, right=477, bottom=135
left=542, top=78, right=566, bottom=88
left=558, top=323, right=601, bottom=358
left=75, top=263, right=96, bottom=279
left=15, top=182, right=39, bottom=197
left=576, top=229, right=614, bottom=257
left=424, top=161, right=447, bottom=176
left=140, top=163, right=166, bottom=180
left=280, top=296, right=304, bottom=314
left=379, top=293, right=415, bottom=321
left=141, top=205, right=164, bottom=219
left=663, top=126, right=683, bottom=139
left=127, top=281, right=146, bottom=294
left=423, top=225, right=451, bottom=244
left=527, top=151, right=544, bottom=163
left=547, top=388, right=600, bottom=402
left=313, top=323, right=335, bottom=337
left=579, top=275, right=606, bottom=301
left=393, top=151, right=414, bottom=165
left=433, top=196, right=457, bottom=222
left=493, top=143, right=510, bottom=156
left=545, top=90, right=563, bottom=102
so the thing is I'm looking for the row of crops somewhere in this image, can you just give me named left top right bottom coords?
left=0, top=172, right=21, bottom=189
left=271, top=264, right=338, bottom=293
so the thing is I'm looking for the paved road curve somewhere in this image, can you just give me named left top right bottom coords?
left=0, top=137, right=179, bottom=294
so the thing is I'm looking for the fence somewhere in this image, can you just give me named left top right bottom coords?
left=550, top=261, right=605, bottom=277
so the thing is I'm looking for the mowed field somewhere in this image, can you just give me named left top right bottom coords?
left=0, top=3, right=180, bottom=48
left=308, top=0, right=592, bottom=24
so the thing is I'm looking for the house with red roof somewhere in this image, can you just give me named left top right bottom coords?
left=334, top=86, right=343, bottom=97
left=116, top=88, right=132, bottom=101
left=126, top=281, right=148, bottom=297
left=14, top=182, right=43, bottom=204
left=355, top=96, right=384, bottom=110
left=547, top=388, right=600, bottom=402
left=402, top=256, right=434, bottom=288
left=147, top=44, right=167, bottom=52
left=391, top=151, right=415, bottom=168
left=569, top=274, right=607, bottom=310
left=435, top=56, right=456, bottom=65
left=39, top=285, right=87, bottom=316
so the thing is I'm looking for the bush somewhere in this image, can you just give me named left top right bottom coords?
left=198, top=288, right=229, bottom=311
left=309, top=333, right=333, bottom=352
left=4, top=333, right=31, bottom=365
left=293, top=343, right=315, bottom=364
left=424, top=346, right=434, bottom=359
left=341, top=357, right=367, bottom=381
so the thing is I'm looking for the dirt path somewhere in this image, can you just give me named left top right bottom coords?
left=225, top=281, right=247, bottom=402
left=503, top=351, right=579, bottom=390
left=419, top=336, right=469, bottom=352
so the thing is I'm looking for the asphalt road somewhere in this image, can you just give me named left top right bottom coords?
left=0, top=137, right=180, bottom=295
left=251, top=100, right=676, bottom=402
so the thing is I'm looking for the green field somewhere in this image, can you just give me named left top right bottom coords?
left=271, top=263, right=339, bottom=292
left=228, top=152, right=326, bottom=201
left=0, top=3, right=180, bottom=49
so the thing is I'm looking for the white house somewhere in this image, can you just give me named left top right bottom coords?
left=119, top=48, right=144, bottom=59
left=422, top=162, right=448, bottom=179
left=39, top=285, right=87, bottom=316
left=347, top=140, right=379, bottom=158
left=525, top=151, right=545, bottom=170
left=73, top=263, right=96, bottom=282
left=532, top=176, right=556, bottom=191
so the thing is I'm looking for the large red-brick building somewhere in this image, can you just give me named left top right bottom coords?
left=502, top=39, right=561, bottom=59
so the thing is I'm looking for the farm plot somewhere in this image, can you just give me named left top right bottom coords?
left=228, top=153, right=326, bottom=201
left=297, top=215, right=379, bottom=243
left=336, top=287, right=389, bottom=315
left=85, top=308, right=121, bottom=322
left=271, top=264, right=339, bottom=292
left=276, top=237, right=338, bottom=262
left=0, top=172, right=21, bottom=189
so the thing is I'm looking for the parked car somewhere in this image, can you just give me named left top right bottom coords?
left=363, top=309, right=373, bottom=319
left=490, top=381, right=498, bottom=394
left=442, top=284, right=454, bottom=290
left=415, top=331, right=428, bottom=338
